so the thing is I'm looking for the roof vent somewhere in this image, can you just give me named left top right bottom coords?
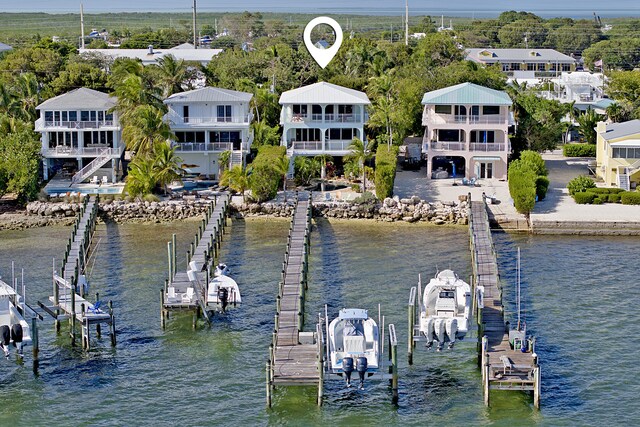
left=529, top=51, right=540, bottom=57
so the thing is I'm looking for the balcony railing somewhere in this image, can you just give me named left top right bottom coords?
left=426, top=112, right=509, bottom=125
left=42, top=145, right=124, bottom=157
left=430, top=142, right=466, bottom=151
left=286, top=113, right=364, bottom=124
left=470, top=143, right=506, bottom=152
left=37, top=119, right=117, bottom=129
left=290, top=141, right=323, bottom=151
left=173, top=142, right=234, bottom=152
left=289, top=140, right=356, bottom=152
left=168, top=114, right=252, bottom=125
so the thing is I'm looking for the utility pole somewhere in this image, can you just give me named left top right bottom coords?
left=192, top=0, right=197, bottom=48
left=405, top=0, right=409, bottom=46
left=80, top=3, right=85, bottom=49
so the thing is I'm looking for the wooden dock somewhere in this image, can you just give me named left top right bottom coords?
left=161, top=194, right=230, bottom=328
left=469, top=198, right=541, bottom=408
left=267, top=193, right=320, bottom=406
left=61, top=195, right=99, bottom=292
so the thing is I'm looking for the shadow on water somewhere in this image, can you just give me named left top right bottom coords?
left=312, top=217, right=345, bottom=312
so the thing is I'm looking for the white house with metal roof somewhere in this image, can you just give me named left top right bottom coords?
left=164, top=87, right=253, bottom=178
left=0, top=42, right=12, bottom=54
left=79, top=44, right=223, bottom=66
left=421, top=82, right=514, bottom=181
left=596, top=119, right=640, bottom=189
left=35, top=88, right=124, bottom=184
left=465, top=48, right=577, bottom=78
left=279, top=82, right=370, bottom=157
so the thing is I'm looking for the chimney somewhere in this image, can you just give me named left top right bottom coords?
left=148, top=45, right=154, bottom=54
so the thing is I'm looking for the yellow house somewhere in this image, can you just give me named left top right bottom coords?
left=596, top=120, right=640, bottom=189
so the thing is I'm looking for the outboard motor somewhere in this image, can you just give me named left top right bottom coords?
left=356, top=357, right=368, bottom=389
left=0, top=325, right=10, bottom=358
left=342, top=357, right=354, bottom=387
left=11, top=324, right=23, bottom=356
left=217, top=287, right=229, bottom=313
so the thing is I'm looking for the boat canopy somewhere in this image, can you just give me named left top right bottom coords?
left=339, top=308, right=368, bottom=320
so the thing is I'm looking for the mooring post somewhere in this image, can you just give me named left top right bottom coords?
left=484, top=353, right=490, bottom=406
left=95, top=292, right=101, bottom=338
left=266, top=360, right=272, bottom=408
left=533, top=353, right=541, bottom=409
left=172, top=234, right=177, bottom=277
left=70, top=286, right=76, bottom=346
left=408, top=286, right=416, bottom=365
left=109, top=300, right=116, bottom=346
left=53, top=277, right=60, bottom=333
left=80, top=303, right=87, bottom=350
left=31, top=316, right=39, bottom=374
left=160, top=289, right=166, bottom=329
left=167, top=241, right=173, bottom=284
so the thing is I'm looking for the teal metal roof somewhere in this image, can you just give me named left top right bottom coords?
left=421, top=83, right=512, bottom=106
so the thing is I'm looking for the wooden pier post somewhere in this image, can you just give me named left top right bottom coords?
left=109, top=300, right=116, bottom=346
left=172, top=234, right=177, bottom=278
left=408, top=286, right=416, bottom=365
left=484, top=353, right=490, bottom=407
left=266, top=360, right=272, bottom=408
left=70, top=286, right=76, bottom=346
left=167, top=241, right=173, bottom=284
left=389, top=324, right=399, bottom=404
left=533, top=353, right=541, bottom=408
left=31, top=316, right=39, bottom=374
left=160, top=289, right=166, bottom=329
left=53, top=275, right=60, bottom=333
left=95, top=292, right=101, bottom=338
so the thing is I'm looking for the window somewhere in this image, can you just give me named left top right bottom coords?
left=338, top=105, right=353, bottom=114
left=527, top=63, right=536, bottom=71
left=482, top=106, right=500, bottom=115
left=81, top=111, right=90, bottom=121
left=613, top=147, right=640, bottom=159
left=454, top=105, right=467, bottom=116
left=293, top=128, right=321, bottom=141
left=511, top=63, right=520, bottom=71
left=105, top=112, right=113, bottom=121
left=211, top=131, right=240, bottom=143
left=54, top=111, right=60, bottom=121
left=217, top=105, right=232, bottom=122
left=434, top=105, right=452, bottom=114
left=90, top=111, right=97, bottom=121
left=327, top=128, right=355, bottom=140
left=175, top=131, right=205, bottom=143
left=439, top=129, right=462, bottom=142
left=502, top=63, right=510, bottom=71
left=98, top=111, right=104, bottom=121
left=62, top=111, right=68, bottom=121
left=69, top=111, right=77, bottom=121
left=292, top=105, right=307, bottom=115
left=537, top=63, right=546, bottom=71
left=562, top=63, right=571, bottom=71
left=45, top=111, right=53, bottom=122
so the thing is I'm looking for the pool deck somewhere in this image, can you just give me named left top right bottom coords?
left=44, top=176, right=125, bottom=195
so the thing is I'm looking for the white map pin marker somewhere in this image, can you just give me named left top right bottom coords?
left=304, top=17, right=343, bottom=69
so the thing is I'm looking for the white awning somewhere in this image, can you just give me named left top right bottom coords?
left=610, top=139, right=640, bottom=148
left=472, top=156, right=501, bottom=161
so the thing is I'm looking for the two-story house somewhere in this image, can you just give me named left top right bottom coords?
left=279, top=82, right=370, bottom=157
left=465, top=48, right=577, bottom=78
left=164, top=87, right=253, bottom=179
left=422, top=82, right=513, bottom=181
left=596, top=119, right=640, bottom=190
left=35, top=88, right=124, bottom=184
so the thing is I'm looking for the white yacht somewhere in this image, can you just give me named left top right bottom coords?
left=0, top=280, right=32, bottom=358
left=327, top=308, right=379, bottom=389
left=419, top=270, right=471, bottom=351
left=206, top=264, right=241, bottom=313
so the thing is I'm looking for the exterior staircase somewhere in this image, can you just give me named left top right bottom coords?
left=71, top=148, right=112, bottom=185
left=617, top=160, right=640, bottom=191
left=286, top=149, right=296, bottom=180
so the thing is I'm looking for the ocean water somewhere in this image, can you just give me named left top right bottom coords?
left=0, top=219, right=639, bottom=425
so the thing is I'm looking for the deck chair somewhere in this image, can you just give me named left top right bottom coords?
left=91, top=176, right=99, bottom=185
left=182, top=287, right=195, bottom=303
left=167, top=287, right=178, bottom=303
left=102, top=176, right=109, bottom=185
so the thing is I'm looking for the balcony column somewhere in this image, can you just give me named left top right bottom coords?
left=321, top=128, right=327, bottom=153
left=42, top=159, right=49, bottom=181
left=79, top=130, right=85, bottom=153
left=322, top=105, right=325, bottom=124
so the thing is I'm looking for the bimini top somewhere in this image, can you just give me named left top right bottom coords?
left=339, top=308, right=368, bottom=320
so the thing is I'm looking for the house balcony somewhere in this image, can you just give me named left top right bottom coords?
left=285, top=114, right=364, bottom=124
left=36, top=118, right=118, bottom=131
left=173, top=142, right=235, bottom=152
left=42, top=145, right=124, bottom=158
left=166, top=113, right=252, bottom=127
left=288, top=140, right=353, bottom=153
left=469, top=143, right=507, bottom=152
left=424, top=113, right=510, bottom=127
left=427, top=141, right=509, bottom=153
left=430, top=141, right=466, bottom=151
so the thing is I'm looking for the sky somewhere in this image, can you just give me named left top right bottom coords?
left=1, top=0, right=639, bottom=18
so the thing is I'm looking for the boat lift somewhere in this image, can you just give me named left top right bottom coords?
left=318, top=304, right=399, bottom=403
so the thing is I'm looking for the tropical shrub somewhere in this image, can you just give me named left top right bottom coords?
left=374, top=146, right=399, bottom=200
left=573, top=191, right=596, bottom=204
left=249, top=145, right=286, bottom=202
left=592, top=197, right=604, bottom=205
left=126, top=155, right=156, bottom=197
left=220, top=165, right=250, bottom=201
left=567, top=175, right=596, bottom=196
left=607, top=193, right=622, bottom=203
left=520, top=150, right=548, bottom=177
left=508, top=160, right=537, bottom=215
left=563, top=144, right=597, bottom=157
left=294, top=156, right=320, bottom=186
left=621, top=191, right=640, bottom=205
left=535, top=176, right=550, bottom=201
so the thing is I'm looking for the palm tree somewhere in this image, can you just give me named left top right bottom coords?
left=12, top=73, right=41, bottom=122
left=122, top=105, right=174, bottom=155
left=125, top=155, right=156, bottom=198
left=220, top=165, right=250, bottom=202
left=273, top=154, right=290, bottom=199
left=154, top=54, right=190, bottom=98
left=346, top=138, right=372, bottom=192
left=153, top=142, right=183, bottom=194
left=218, top=150, right=232, bottom=174
left=575, top=107, right=605, bottom=144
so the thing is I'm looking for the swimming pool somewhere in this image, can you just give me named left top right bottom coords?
left=45, top=186, right=125, bottom=195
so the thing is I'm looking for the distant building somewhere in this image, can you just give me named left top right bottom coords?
left=315, top=39, right=330, bottom=49
left=164, top=87, right=253, bottom=179
left=539, top=71, right=614, bottom=113
left=421, top=82, right=514, bottom=181
left=596, top=120, right=640, bottom=189
left=79, top=44, right=223, bottom=66
left=279, top=82, right=371, bottom=158
left=465, top=48, right=577, bottom=78
left=35, top=88, right=124, bottom=183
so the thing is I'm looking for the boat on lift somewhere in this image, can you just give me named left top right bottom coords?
left=327, top=308, right=380, bottom=389
left=0, top=279, right=32, bottom=358
left=419, top=269, right=471, bottom=351
left=206, top=263, right=241, bottom=313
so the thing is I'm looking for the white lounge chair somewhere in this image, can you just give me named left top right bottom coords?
left=166, top=287, right=178, bottom=303
left=102, top=176, right=109, bottom=185
left=91, top=176, right=99, bottom=185
left=182, top=287, right=195, bottom=303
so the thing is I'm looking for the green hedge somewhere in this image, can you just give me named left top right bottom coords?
left=536, top=176, right=550, bottom=200
left=374, top=146, right=399, bottom=200
left=249, top=145, right=286, bottom=202
left=621, top=191, right=640, bottom=205
left=608, top=193, right=622, bottom=203
left=563, top=144, right=597, bottom=157
left=587, top=187, right=625, bottom=195
left=574, top=192, right=596, bottom=204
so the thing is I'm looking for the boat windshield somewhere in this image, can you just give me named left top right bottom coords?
left=439, top=290, right=455, bottom=299
left=344, top=319, right=364, bottom=336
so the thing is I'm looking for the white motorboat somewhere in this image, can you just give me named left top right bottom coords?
left=206, top=263, right=241, bottom=313
left=327, top=308, right=379, bottom=388
left=0, top=280, right=32, bottom=358
left=419, top=270, right=471, bottom=351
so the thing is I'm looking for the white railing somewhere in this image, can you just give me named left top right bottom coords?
left=325, top=140, right=352, bottom=151
left=71, top=148, right=113, bottom=184
left=470, top=143, right=506, bottom=152
left=325, top=114, right=361, bottom=123
left=426, top=112, right=509, bottom=125
left=430, top=142, right=466, bottom=151
left=291, top=141, right=323, bottom=151
left=38, top=119, right=116, bottom=129
left=168, top=114, right=251, bottom=125
left=43, top=145, right=123, bottom=157
left=173, top=142, right=233, bottom=152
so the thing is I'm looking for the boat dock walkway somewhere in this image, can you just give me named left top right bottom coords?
left=161, top=194, right=230, bottom=327
left=61, top=195, right=99, bottom=292
left=469, top=198, right=541, bottom=408
left=267, top=193, right=320, bottom=406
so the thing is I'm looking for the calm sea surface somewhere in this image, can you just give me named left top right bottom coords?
left=0, top=219, right=639, bottom=426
